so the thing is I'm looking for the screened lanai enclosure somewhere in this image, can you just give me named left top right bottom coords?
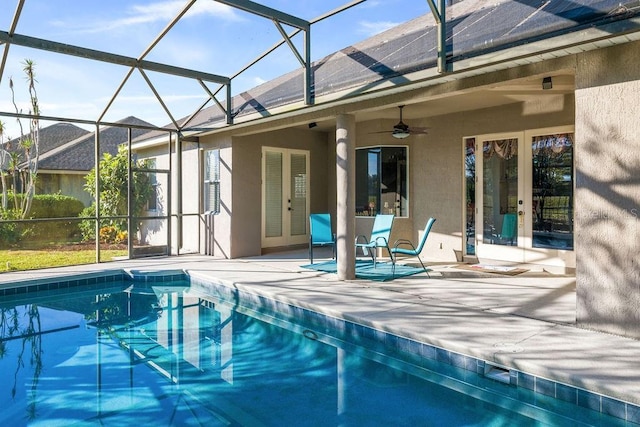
left=1, top=0, right=419, bottom=269
left=3, top=0, right=640, bottom=280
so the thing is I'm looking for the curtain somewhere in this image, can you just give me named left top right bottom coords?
left=531, top=133, right=573, bottom=156
left=483, top=138, right=518, bottom=160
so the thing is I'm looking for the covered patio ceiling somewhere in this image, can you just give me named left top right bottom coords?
left=300, top=72, right=577, bottom=133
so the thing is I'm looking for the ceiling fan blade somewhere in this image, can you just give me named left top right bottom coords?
left=408, top=126, right=429, bottom=134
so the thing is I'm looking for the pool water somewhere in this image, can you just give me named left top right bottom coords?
left=0, top=278, right=633, bottom=426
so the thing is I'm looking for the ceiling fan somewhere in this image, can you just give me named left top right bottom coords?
left=375, top=105, right=429, bottom=139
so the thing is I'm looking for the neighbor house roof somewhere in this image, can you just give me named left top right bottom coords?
left=135, top=0, right=640, bottom=142
left=1, top=122, right=90, bottom=169
left=37, top=116, right=154, bottom=171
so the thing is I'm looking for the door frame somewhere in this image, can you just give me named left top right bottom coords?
left=261, top=147, right=310, bottom=248
left=474, top=131, right=526, bottom=263
left=469, top=126, right=576, bottom=267
left=523, top=125, right=575, bottom=267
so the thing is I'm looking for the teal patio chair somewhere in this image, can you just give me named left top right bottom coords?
left=391, top=217, right=436, bottom=277
left=309, top=213, right=336, bottom=264
left=492, top=213, right=517, bottom=245
left=355, top=214, right=395, bottom=268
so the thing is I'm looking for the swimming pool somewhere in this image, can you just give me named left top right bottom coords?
left=0, top=271, right=637, bottom=426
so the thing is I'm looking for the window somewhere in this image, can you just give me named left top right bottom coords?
left=204, top=149, right=220, bottom=214
left=355, top=146, right=407, bottom=216
left=531, top=133, right=574, bottom=249
left=144, top=159, right=158, bottom=211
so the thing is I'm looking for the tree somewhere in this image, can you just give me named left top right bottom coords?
left=0, top=120, right=7, bottom=210
left=79, top=145, right=154, bottom=244
left=0, top=59, right=40, bottom=219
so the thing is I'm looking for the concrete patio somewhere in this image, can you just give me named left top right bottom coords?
left=2, top=250, right=639, bottom=413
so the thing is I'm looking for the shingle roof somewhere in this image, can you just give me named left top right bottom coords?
left=1, top=122, right=90, bottom=169
left=135, top=0, right=640, bottom=142
left=37, top=116, right=155, bottom=171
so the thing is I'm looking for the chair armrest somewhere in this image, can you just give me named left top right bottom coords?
left=374, top=237, right=390, bottom=247
left=392, top=238, right=414, bottom=250
left=355, top=234, right=369, bottom=245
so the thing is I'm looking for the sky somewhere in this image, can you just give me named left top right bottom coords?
left=0, top=0, right=432, bottom=139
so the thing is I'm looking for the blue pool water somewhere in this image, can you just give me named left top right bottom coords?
left=0, top=274, right=636, bottom=426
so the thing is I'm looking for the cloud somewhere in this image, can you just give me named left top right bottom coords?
left=52, top=1, right=243, bottom=34
left=133, top=1, right=243, bottom=23
left=252, top=77, right=267, bottom=86
left=357, top=20, right=401, bottom=37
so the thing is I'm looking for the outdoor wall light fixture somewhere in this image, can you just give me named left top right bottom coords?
left=542, top=76, right=553, bottom=90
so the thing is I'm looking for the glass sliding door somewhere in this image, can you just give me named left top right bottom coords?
left=262, top=147, right=309, bottom=248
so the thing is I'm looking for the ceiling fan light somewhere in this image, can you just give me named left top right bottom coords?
left=392, top=129, right=410, bottom=139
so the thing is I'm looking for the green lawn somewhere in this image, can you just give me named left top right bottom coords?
left=0, top=248, right=128, bottom=272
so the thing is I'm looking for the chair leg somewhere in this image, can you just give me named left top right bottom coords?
left=416, top=257, right=430, bottom=278
left=386, top=245, right=394, bottom=276
left=309, top=242, right=313, bottom=264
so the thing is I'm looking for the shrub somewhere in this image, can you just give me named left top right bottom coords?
left=99, top=226, right=128, bottom=244
left=79, top=205, right=96, bottom=242
left=79, top=145, right=153, bottom=244
left=0, top=208, right=25, bottom=247
left=28, top=194, right=85, bottom=218
left=0, top=193, right=85, bottom=248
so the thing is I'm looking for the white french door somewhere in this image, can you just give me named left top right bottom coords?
left=475, top=132, right=526, bottom=263
left=470, top=127, right=575, bottom=267
left=262, top=147, right=310, bottom=248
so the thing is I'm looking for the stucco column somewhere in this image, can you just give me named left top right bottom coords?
left=574, top=43, right=640, bottom=338
left=336, top=114, right=356, bottom=280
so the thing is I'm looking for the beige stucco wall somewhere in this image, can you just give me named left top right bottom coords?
left=361, top=94, right=576, bottom=263
left=199, top=128, right=330, bottom=258
left=193, top=136, right=233, bottom=258
left=574, top=41, right=640, bottom=338
left=137, top=64, right=577, bottom=264
left=130, top=39, right=640, bottom=340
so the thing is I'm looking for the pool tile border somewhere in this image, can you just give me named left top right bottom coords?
left=188, top=273, right=640, bottom=425
left=0, top=271, right=126, bottom=297
left=0, top=268, right=186, bottom=298
left=1, top=269, right=638, bottom=425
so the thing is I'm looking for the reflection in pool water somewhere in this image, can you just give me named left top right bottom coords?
left=0, top=278, right=632, bottom=426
